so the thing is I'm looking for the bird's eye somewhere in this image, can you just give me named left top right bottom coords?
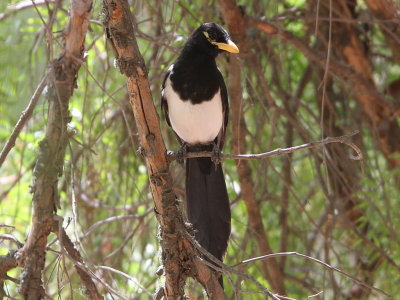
left=208, top=31, right=217, bottom=41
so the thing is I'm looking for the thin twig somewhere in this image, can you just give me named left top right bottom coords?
left=96, top=265, right=152, bottom=296
left=168, top=131, right=362, bottom=162
left=81, top=210, right=152, bottom=239
left=233, top=252, right=391, bottom=298
left=0, top=72, right=48, bottom=168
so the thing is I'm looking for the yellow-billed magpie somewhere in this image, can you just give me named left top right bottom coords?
left=161, top=23, right=239, bottom=285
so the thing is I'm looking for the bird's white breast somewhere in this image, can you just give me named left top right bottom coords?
left=163, top=77, right=223, bottom=145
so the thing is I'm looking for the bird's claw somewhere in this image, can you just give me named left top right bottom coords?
left=211, top=144, right=222, bottom=168
left=177, top=143, right=187, bottom=165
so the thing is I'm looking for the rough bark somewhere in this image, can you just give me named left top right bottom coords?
left=102, top=0, right=186, bottom=296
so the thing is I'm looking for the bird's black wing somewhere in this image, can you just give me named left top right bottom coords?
left=216, top=69, right=229, bottom=150
left=161, top=68, right=171, bottom=127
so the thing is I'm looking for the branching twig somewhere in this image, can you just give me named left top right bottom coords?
left=251, top=15, right=400, bottom=167
left=168, top=131, right=362, bottom=162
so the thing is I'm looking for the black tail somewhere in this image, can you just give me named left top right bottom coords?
left=186, top=157, right=231, bottom=285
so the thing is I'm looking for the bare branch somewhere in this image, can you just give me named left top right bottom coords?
left=168, top=131, right=362, bottom=162
left=0, top=73, right=48, bottom=169
left=0, top=0, right=56, bottom=22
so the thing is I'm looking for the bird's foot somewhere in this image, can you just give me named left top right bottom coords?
left=176, top=143, right=187, bottom=165
left=211, top=143, right=222, bottom=168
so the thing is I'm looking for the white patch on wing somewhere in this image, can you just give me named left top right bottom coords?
left=164, top=77, right=223, bottom=145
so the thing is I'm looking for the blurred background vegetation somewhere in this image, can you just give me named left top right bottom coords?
left=0, top=0, right=399, bottom=299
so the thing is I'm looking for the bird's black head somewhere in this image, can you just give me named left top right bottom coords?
left=186, top=23, right=239, bottom=57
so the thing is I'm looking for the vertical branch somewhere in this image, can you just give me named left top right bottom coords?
left=17, top=0, right=93, bottom=299
left=217, top=0, right=286, bottom=294
left=102, top=0, right=192, bottom=297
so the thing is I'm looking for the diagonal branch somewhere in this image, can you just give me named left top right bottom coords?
left=0, top=73, right=48, bottom=169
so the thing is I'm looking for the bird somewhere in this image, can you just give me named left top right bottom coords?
left=161, top=23, right=239, bottom=286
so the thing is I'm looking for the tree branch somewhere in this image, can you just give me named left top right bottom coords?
left=17, top=0, right=93, bottom=298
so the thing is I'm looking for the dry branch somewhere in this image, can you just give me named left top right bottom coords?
left=102, top=0, right=191, bottom=297
left=182, top=225, right=280, bottom=299
left=168, top=131, right=362, bottom=162
left=16, top=0, right=95, bottom=299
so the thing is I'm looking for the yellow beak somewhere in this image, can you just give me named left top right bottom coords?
left=213, top=39, right=239, bottom=53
